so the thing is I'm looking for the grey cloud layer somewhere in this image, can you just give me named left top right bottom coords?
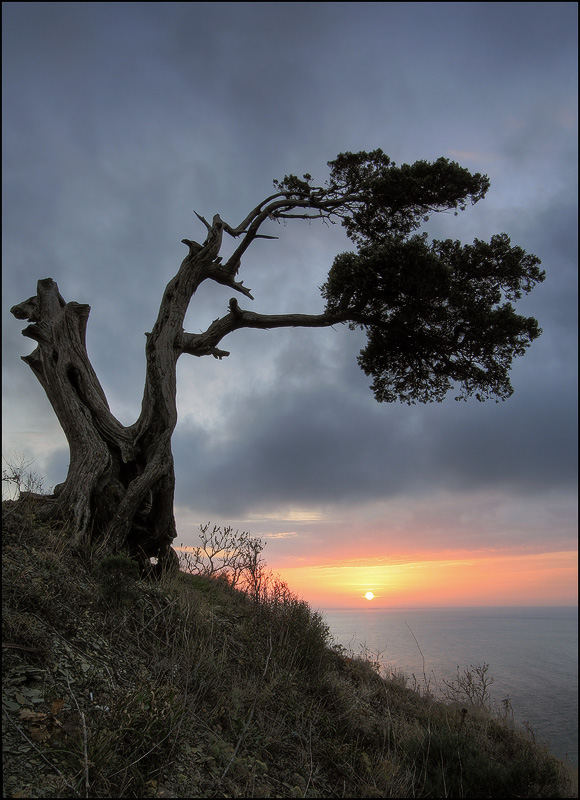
left=173, top=344, right=577, bottom=518
left=3, top=2, right=577, bottom=560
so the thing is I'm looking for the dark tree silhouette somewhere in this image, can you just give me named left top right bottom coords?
left=10, top=150, right=545, bottom=572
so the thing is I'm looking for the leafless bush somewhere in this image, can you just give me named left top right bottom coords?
left=177, top=523, right=266, bottom=591
left=441, top=662, right=494, bottom=708
left=2, top=452, right=48, bottom=501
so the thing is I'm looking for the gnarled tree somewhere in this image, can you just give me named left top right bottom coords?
left=10, top=150, right=545, bottom=572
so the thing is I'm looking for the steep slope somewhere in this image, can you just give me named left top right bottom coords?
left=2, top=500, right=575, bottom=798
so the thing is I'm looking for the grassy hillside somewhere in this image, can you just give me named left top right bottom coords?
left=2, top=499, right=576, bottom=798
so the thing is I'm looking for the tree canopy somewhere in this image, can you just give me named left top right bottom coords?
left=322, top=230, right=543, bottom=403
left=279, top=149, right=544, bottom=403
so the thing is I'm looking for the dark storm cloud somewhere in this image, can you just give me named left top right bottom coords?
left=3, top=3, right=577, bottom=562
left=173, top=334, right=577, bottom=518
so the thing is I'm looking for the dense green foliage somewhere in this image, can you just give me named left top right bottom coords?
left=326, top=151, right=489, bottom=244
left=3, top=499, right=575, bottom=799
left=278, top=149, right=545, bottom=403
left=322, top=232, right=543, bottom=402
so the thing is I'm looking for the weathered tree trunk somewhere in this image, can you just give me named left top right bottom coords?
left=10, top=278, right=179, bottom=571
left=10, top=196, right=351, bottom=572
left=10, top=225, right=230, bottom=569
left=9, top=196, right=357, bottom=573
left=8, top=212, right=294, bottom=572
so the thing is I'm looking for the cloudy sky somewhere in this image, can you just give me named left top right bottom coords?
left=3, top=2, right=577, bottom=607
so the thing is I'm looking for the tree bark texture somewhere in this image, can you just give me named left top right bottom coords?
left=10, top=278, right=178, bottom=571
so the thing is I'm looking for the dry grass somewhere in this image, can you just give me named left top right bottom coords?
left=2, top=499, right=577, bottom=798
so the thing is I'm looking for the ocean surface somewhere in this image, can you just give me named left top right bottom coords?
left=320, top=606, right=578, bottom=766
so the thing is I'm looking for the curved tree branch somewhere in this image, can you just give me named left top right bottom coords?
left=221, top=192, right=357, bottom=276
left=179, top=302, right=356, bottom=359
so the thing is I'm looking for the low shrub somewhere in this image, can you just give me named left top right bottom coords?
left=95, top=553, right=141, bottom=605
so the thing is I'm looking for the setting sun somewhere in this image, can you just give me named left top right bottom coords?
left=272, top=549, right=578, bottom=608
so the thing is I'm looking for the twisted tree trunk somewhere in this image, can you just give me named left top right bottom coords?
left=10, top=277, right=178, bottom=571
left=10, top=206, right=351, bottom=572
left=9, top=219, right=228, bottom=569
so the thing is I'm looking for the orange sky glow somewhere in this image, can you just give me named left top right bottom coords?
left=269, top=550, right=578, bottom=608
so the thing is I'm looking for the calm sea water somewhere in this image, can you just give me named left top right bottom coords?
left=321, top=606, right=578, bottom=766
